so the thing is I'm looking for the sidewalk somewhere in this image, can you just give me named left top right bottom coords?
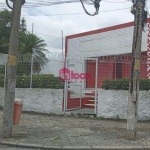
left=0, top=111, right=150, bottom=150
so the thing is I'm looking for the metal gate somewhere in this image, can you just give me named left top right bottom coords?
left=63, top=57, right=98, bottom=114
left=63, top=58, right=84, bottom=111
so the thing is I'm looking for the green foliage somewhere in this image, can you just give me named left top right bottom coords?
left=102, top=78, right=150, bottom=91
left=0, top=74, right=4, bottom=86
left=20, top=17, right=27, bottom=32
left=17, top=62, right=30, bottom=75
left=0, top=9, right=48, bottom=75
left=102, top=78, right=129, bottom=90
left=0, top=74, right=64, bottom=89
left=0, top=9, right=27, bottom=54
left=0, top=65, right=5, bottom=74
left=18, top=32, right=49, bottom=74
left=94, top=116, right=104, bottom=120
left=140, top=79, right=150, bottom=90
left=0, top=9, right=12, bottom=54
left=116, top=115, right=121, bottom=121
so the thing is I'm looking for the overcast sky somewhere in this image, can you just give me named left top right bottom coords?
left=1, top=0, right=150, bottom=53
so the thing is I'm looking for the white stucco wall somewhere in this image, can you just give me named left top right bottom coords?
left=0, top=54, right=7, bottom=65
left=40, top=60, right=64, bottom=77
left=0, top=88, right=63, bottom=114
left=97, top=89, right=150, bottom=120
left=67, top=24, right=148, bottom=58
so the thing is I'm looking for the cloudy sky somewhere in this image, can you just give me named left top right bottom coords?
left=1, top=0, right=150, bottom=53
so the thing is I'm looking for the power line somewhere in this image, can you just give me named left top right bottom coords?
left=0, top=0, right=132, bottom=9
left=0, top=0, right=91, bottom=8
left=103, top=0, right=127, bottom=3
left=21, top=7, right=130, bottom=17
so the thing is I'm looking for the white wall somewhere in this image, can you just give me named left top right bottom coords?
left=97, top=89, right=150, bottom=120
left=40, top=60, right=64, bottom=77
left=67, top=25, right=148, bottom=58
left=0, top=54, right=7, bottom=65
left=0, top=88, right=63, bottom=114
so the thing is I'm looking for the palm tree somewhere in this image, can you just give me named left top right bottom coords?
left=18, top=32, right=49, bottom=75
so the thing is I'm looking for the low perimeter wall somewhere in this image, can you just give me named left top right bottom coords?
left=97, top=89, right=150, bottom=120
left=0, top=88, right=63, bottom=114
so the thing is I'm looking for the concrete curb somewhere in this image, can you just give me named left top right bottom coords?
left=1, top=141, right=150, bottom=150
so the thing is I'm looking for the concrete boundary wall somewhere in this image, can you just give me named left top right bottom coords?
left=97, top=89, right=150, bottom=120
left=0, top=88, right=63, bottom=114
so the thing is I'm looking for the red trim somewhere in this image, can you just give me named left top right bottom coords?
left=65, top=19, right=150, bottom=55
left=66, top=22, right=133, bottom=40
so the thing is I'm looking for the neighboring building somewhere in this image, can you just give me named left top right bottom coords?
left=40, top=60, right=64, bottom=77
left=39, top=52, right=65, bottom=77
left=65, top=19, right=150, bottom=89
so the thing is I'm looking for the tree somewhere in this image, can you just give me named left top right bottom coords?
left=0, top=10, right=48, bottom=75
left=0, top=9, right=12, bottom=54
left=0, top=9, right=27, bottom=54
left=0, top=37, right=7, bottom=48
left=20, top=17, right=27, bottom=32
left=18, top=32, right=49, bottom=75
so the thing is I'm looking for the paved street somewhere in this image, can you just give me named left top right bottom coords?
left=0, top=111, right=150, bottom=149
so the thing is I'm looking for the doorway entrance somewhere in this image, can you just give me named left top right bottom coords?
left=63, top=57, right=98, bottom=114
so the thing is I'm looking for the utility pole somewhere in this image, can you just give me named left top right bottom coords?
left=2, top=0, right=23, bottom=138
left=126, top=0, right=145, bottom=140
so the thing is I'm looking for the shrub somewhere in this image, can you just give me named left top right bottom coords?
left=0, top=74, right=4, bottom=87
left=102, top=78, right=150, bottom=91
left=140, top=79, right=150, bottom=90
left=0, top=65, right=5, bottom=74
left=116, top=115, right=121, bottom=121
left=102, top=78, right=129, bottom=90
left=0, top=74, right=64, bottom=89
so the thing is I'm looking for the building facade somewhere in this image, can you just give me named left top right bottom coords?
left=65, top=19, right=150, bottom=89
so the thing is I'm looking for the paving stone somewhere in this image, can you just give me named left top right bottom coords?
left=92, top=146, right=123, bottom=150
left=0, top=111, right=150, bottom=149
left=122, top=146, right=145, bottom=150
left=144, top=145, right=150, bottom=150
left=62, top=146, right=91, bottom=149
left=42, top=145, right=63, bottom=150
left=92, top=146, right=144, bottom=150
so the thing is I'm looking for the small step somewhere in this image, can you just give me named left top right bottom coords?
left=84, top=103, right=95, bottom=109
left=83, top=91, right=93, bottom=93
left=85, top=92, right=95, bottom=95
left=68, top=90, right=75, bottom=94
left=87, top=100, right=95, bottom=104
left=88, top=100, right=95, bottom=102
left=84, top=93, right=97, bottom=97
left=84, top=104, right=95, bottom=106
left=83, top=92, right=95, bottom=94
left=84, top=95, right=95, bottom=98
